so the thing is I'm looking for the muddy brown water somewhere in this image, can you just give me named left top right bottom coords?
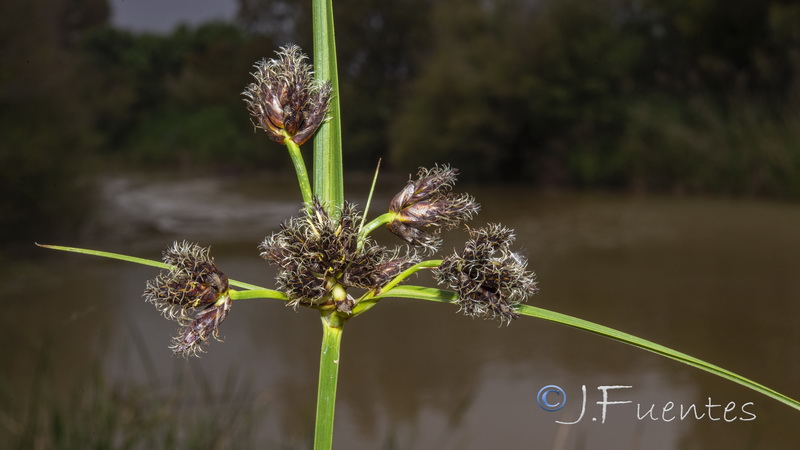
left=6, top=173, right=800, bottom=449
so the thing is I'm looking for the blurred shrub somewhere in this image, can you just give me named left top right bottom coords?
left=620, top=94, right=800, bottom=197
left=1, top=348, right=267, bottom=449
left=0, top=0, right=108, bottom=245
left=78, top=23, right=286, bottom=171
left=389, top=0, right=800, bottom=193
left=389, top=0, right=644, bottom=183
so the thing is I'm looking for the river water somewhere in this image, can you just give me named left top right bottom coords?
left=6, top=172, right=800, bottom=449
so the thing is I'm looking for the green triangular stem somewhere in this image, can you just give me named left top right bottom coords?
left=312, top=0, right=343, bottom=212
left=314, top=311, right=344, bottom=450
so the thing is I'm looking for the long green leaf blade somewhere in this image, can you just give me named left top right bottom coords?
left=37, top=243, right=170, bottom=269
left=378, top=285, right=800, bottom=412
left=515, top=304, right=800, bottom=412
left=37, top=244, right=271, bottom=292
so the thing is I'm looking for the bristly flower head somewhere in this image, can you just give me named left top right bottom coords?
left=144, top=241, right=232, bottom=357
left=261, top=199, right=420, bottom=311
left=243, top=44, right=332, bottom=145
left=387, top=165, right=480, bottom=253
left=433, top=224, right=538, bottom=324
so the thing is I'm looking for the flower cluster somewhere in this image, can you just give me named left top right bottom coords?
left=433, top=224, right=538, bottom=324
left=144, top=241, right=232, bottom=357
left=242, top=44, right=332, bottom=145
left=260, top=199, right=420, bottom=311
left=387, top=165, right=479, bottom=253
left=140, top=38, right=538, bottom=354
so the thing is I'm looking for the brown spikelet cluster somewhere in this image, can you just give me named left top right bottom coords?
left=260, top=199, right=421, bottom=311
left=242, top=44, right=332, bottom=145
left=387, top=165, right=480, bottom=253
left=433, top=224, right=538, bottom=324
left=144, top=241, right=232, bottom=357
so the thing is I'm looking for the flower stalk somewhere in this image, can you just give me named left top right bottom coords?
left=285, top=138, right=314, bottom=205
left=359, top=212, right=395, bottom=239
left=243, top=44, right=331, bottom=206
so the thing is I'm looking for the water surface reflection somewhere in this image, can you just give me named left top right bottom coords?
left=6, top=174, right=800, bottom=448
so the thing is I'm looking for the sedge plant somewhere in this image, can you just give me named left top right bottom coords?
left=40, top=1, right=800, bottom=449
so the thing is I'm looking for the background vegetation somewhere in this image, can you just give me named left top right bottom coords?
left=3, top=0, right=800, bottom=243
left=1, top=338, right=267, bottom=449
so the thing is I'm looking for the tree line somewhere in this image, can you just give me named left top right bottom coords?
left=3, top=0, right=800, bottom=243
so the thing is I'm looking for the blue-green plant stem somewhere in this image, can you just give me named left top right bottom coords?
left=315, top=311, right=344, bottom=450
left=285, top=139, right=314, bottom=206
left=312, top=0, right=343, bottom=212
left=375, top=285, right=800, bottom=412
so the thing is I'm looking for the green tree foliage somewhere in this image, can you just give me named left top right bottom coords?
left=390, top=0, right=800, bottom=194
left=391, top=0, right=643, bottom=183
left=618, top=94, right=800, bottom=196
left=631, top=0, right=800, bottom=94
left=0, top=0, right=109, bottom=244
left=78, top=22, right=286, bottom=169
left=5, top=0, right=800, bottom=250
left=617, top=0, right=800, bottom=195
left=329, top=0, right=435, bottom=168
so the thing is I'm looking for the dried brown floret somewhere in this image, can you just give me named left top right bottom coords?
left=144, top=241, right=232, bottom=356
left=387, top=165, right=479, bottom=252
left=433, top=224, right=538, bottom=324
left=243, top=44, right=332, bottom=145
